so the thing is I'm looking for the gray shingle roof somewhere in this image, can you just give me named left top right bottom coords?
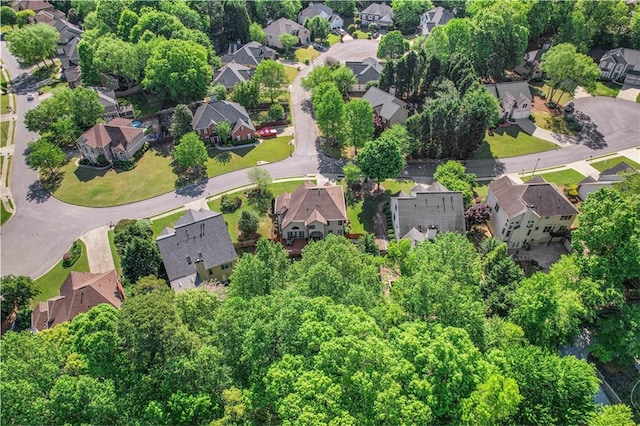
left=489, top=176, right=578, bottom=218
left=345, top=57, right=383, bottom=85
left=192, top=100, right=255, bottom=132
left=602, top=48, right=640, bottom=68
left=600, top=161, right=636, bottom=176
left=264, top=17, right=307, bottom=38
left=212, top=62, right=254, bottom=89
left=362, top=87, right=407, bottom=121
left=299, top=2, right=334, bottom=21
left=221, top=42, right=276, bottom=67
left=494, top=81, right=533, bottom=102
left=361, top=3, right=394, bottom=22
left=156, top=209, right=238, bottom=283
left=420, top=6, right=455, bottom=36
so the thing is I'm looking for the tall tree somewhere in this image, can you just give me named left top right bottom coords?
left=95, top=0, right=131, bottom=30
left=343, top=99, right=374, bottom=151
left=173, top=132, right=208, bottom=170
left=325, top=0, right=354, bottom=16
left=169, top=104, right=194, bottom=143
left=590, top=304, right=640, bottom=368
left=433, top=160, right=476, bottom=207
left=539, top=43, right=600, bottom=103
left=49, top=375, right=118, bottom=425
left=93, top=35, right=146, bottom=89
left=69, top=87, right=104, bottom=129
left=378, top=124, right=417, bottom=157
left=305, top=15, right=330, bottom=41
left=330, top=66, right=356, bottom=96
left=0, top=275, right=40, bottom=321
left=355, top=138, right=405, bottom=188
left=314, top=83, right=345, bottom=147
left=248, top=22, right=266, bottom=44
left=377, top=31, right=406, bottom=60
left=392, top=0, right=434, bottom=34
left=223, top=1, right=250, bottom=43
left=121, top=237, right=162, bottom=284
left=116, top=8, right=139, bottom=41
left=231, top=80, right=260, bottom=111
left=279, top=33, right=299, bottom=57
left=0, top=6, right=17, bottom=26
left=27, top=139, right=66, bottom=176
left=143, top=39, right=212, bottom=103
left=254, top=60, right=287, bottom=103
left=588, top=404, right=636, bottom=426
left=5, top=23, right=60, bottom=66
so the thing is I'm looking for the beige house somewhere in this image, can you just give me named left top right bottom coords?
left=76, top=118, right=146, bottom=164
left=156, top=209, right=238, bottom=292
left=390, top=182, right=466, bottom=245
left=264, top=18, right=310, bottom=49
left=486, top=176, right=578, bottom=249
left=362, top=87, right=409, bottom=127
left=274, top=181, right=347, bottom=241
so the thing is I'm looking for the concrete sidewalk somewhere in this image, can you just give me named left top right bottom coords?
left=80, top=226, right=116, bottom=273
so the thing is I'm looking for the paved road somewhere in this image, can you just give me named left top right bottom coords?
left=1, top=39, right=639, bottom=278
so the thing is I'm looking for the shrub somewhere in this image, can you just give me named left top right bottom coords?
left=221, top=194, right=242, bottom=213
left=257, top=111, right=270, bottom=125
left=113, top=160, right=136, bottom=171
left=304, top=59, right=310, bottom=65
left=529, top=113, right=536, bottom=122
left=96, top=154, right=109, bottom=166
left=387, top=23, right=395, bottom=31
left=268, top=103, right=285, bottom=121
left=567, top=121, right=582, bottom=132
left=134, top=142, right=150, bottom=162
left=79, top=159, right=90, bottom=165
left=62, top=241, right=81, bottom=267
left=238, top=209, right=260, bottom=237
left=352, top=32, right=358, bottom=39
left=347, top=24, right=356, bottom=34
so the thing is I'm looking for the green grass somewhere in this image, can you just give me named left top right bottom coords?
left=206, top=136, right=293, bottom=177
left=119, top=93, right=162, bottom=118
left=590, top=156, right=640, bottom=172
left=32, top=240, right=90, bottom=308
left=5, top=156, right=10, bottom=186
left=530, top=82, right=573, bottom=105
left=353, top=30, right=370, bottom=40
left=107, top=230, right=122, bottom=274
left=532, top=111, right=578, bottom=136
left=521, top=168, right=585, bottom=186
left=55, top=137, right=293, bottom=207
left=474, top=183, right=489, bottom=202
left=1, top=120, right=10, bottom=147
left=1, top=201, right=10, bottom=225
left=283, top=65, right=299, bottom=84
left=151, top=210, right=186, bottom=240
left=589, top=81, right=620, bottom=97
left=0, top=93, right=11, bottom=115
left=295, top=46, right=320, bottom=63
left=327, top=34, right=340, bottom=45
left=636, top=92, right=640, bottom=103
left=474, top=126, right=558, bottom=159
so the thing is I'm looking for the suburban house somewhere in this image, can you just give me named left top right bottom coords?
left=32, top=270, right=125, bottom=332
left=27, top=8, right=66, bottom=24
left=11, top=0, right=54, bottom=12
left=362, top=86, right=409, bottom=126
left=274, top=181, right=348, bottom=241
left=221, top=41, right=277, bottom=68
left=192, top=100, right=257, bottom=144
left=156, top=208, right=238, bottom=292
left=390, top=182, right=466, bottom=245
left=76, top=118, right=146, bottom=164
left=578, top=162, right=637, bottom=201
left=297, top=2, right=344, bottom=30
left=485, top=82, right=533, bottom=120
left=91, top=87, right=134, bottom=120
left=360, top=3, right=394, bottom=30
left=59, top=37, right=81, bottom=88
left=418, top=6, right=455, bottom=36
left=599, top=48, right=640, bottom=86
left=264, top=18, right=311, bottom=49
left=519, top=43, right=550, bottom=78
left=486, top=176, right=578, bottom=249
left=345, top=57, right=383, bottom=92
left=212, top=62, right=254, bottom=90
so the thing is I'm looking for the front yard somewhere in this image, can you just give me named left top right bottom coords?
left=295, top=46, right=320, bottom=63
left=32, top=240, right=90, bottom=307
left=474, top=125, right=558, bottom=159
left=532, top=110, right=579, bottom=136
left=283, top=65, right=300, bottom=83
left=0, top=120, right=10, bottom=147
left=521, top=168, right=585, bottom=186
left=589, top=81, right=621, bottom=97
left=327, top=34, right=341, bottom=45
left=55, top=136, right=294, bottom=207
left=590, top=156, right=640, bottom=172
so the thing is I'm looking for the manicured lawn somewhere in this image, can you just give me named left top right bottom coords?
left=1, top=201, right=10, bottom=225
left=473, top=126, right=558, bottom=159
left=380, top=178, right=416, bottom=195
left=0, top=93, right=11, bottom=115
left=327, top=34, right=340, bottom=45
left=1, top=120, right=10, bottom=147
left=521, top=168, right=585, bottom=186
left=283, top=65, right=299, bottom=84
left=295, top=46, right=320, bottom=63
left=206, top=136, right=293, bottom=177
left=151, top=210, right=185, bottom=240
left=32, top=240, right=90, bottom=308
left=589, top=81, right=620, bottom=97
left=55, top=148, right=176, bottom=207
left=530, top=82, right=573, bottom=105
left=353, top=30, right=370, bottom=40
left=107, top=230, right=122, bottom=274
left=474, top=183, right=489, bottom=202
left=590, top=156, right=640, bottom=172
left=532, top=110, right=578, bottom=136
left=208, top=180, right=312, bottom=242
left=56, top=137, right=293, bottom=207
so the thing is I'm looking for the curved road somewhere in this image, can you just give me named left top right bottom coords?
left=1, top=39, right=639, bottom=277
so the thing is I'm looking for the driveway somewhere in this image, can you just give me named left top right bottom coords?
left=617, top=84, right=640, bottom=102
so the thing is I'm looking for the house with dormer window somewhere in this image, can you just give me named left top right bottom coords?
left=264, top=18, right=311, bottom=49
left=598, top=48, right=640, bottom=86
left=76, top=118, right=146, bottom=164
left=192, top=100, right=257, bottom=144
left=485, top=82, right=533, bottom=121
left=360, top=3, right=394, bottom=30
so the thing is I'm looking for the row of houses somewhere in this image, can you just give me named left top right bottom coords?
left=34, top=161, right=637, bottom=331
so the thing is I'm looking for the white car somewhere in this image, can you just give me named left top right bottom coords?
left=26, top=93, right=34, bottom=101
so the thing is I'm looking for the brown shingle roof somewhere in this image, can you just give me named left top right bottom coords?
left=79, top=118, right=142, bottom=150
left=31, top=270, right=124, bottom=331
left=275, top=181, right=347, bottom=229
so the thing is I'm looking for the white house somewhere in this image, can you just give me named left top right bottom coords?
left=418, top=6, right=454, bottom=36
left=486, top=176, right=578, bottom=249
left=360, top=3, right=394, bottom=30
left=599, top=48, right=640, bottom=86
left=485, top=82, right=533, bottom=121
left=390, top=182, right=466, bottom=245
left=298, top=3, right=344, bottom=30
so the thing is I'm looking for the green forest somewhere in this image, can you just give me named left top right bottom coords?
left=2, top=174, right=639, bottom=425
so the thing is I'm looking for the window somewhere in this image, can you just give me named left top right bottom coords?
left=558, top=226, right=568, bottom=232
left=308, top=225, right=315, bottom=229
left=506, top=231, right=511, bottom=237
left=535, top=227, right=539, bottom=230
left=186, top=256, right=192, bottom=264
left=527, top=229, right=532, bottom=236
left=560, top=215, right=573, bottom=221
left=338, top=220, right=343, bottom=226
left=522, top=103, right=528, bottom=108
left=221, top=263, right=232, bottom=270
left=543, top=226, right=553, bottom=233
left=338, top=230, right=343, bottom=235
left=494, top=203, right=500, bottom=212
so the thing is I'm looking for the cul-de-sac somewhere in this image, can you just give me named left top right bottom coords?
left=1, top=0, right=639, bottom=424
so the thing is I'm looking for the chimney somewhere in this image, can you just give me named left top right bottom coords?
left=389, top=85, right=396, bottom=96
left=194, top=259, right=209, bottom=282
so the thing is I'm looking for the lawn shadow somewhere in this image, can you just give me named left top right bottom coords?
left=26, top=172, right=63, bottom=203
left=174, top=166, right=207, bottom=195
left=473, top=140, right=494, bottom=160
left=359, top=183, right=391, bottom=236
left=175, top=179, right=207, bottom=198
left=573, top=111, right=606, bottom=150
left=151, top=142, right=172, bottom=158
left=73, top=166, right=110, bottom=182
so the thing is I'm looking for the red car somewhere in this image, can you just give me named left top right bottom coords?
left=257, top=128, right=277, bottom=138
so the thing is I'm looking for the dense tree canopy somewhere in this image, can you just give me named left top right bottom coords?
left=5, top=23, right=59, bottom=66
left=355, top=138, right=405, bottom=187
left=254, top=60, right=288, bottom=104
left=539, top=43, right=600, bottom=103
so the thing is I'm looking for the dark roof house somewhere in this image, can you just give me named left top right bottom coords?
left=156, top=209, right=238, bottom=292
left=192, top=100, right=256, bottom=140
left=599, top=48, right=640, bottom=86
left=345, top=57, right=383, bottom=86
left=297, top=2, right=344, bottom=30
left=360, top=3, right=394, bottom=28
left=264, top=18, right=311, bottom=49
left=418, top=6, right=455, bottom=36
left=32, top=270, right=125, bottom=331
left=362, top=87, right=409, bottom=126
left=11, top=0, right=54, bottom=12
left=212, top=62, right=254, bottom=89
left=221, top=41, right=277, bottom=68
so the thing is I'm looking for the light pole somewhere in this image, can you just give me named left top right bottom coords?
left=531, top=158, right=540, bottom=177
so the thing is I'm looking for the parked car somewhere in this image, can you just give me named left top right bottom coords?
left=563, top=102, right=575, bottom=114
left=26, top=93, right=34, bottom=101
left=257, top=128, right=277, bottom=138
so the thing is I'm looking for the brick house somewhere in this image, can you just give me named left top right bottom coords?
left=191, top=100, right=257, bottom=144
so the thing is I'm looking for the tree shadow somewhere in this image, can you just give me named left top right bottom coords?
left=8, top=72, right=38, bottom=94
left=26, top=172, right=62, bottom=203
left=174, top=166, right=207, bottom=196
left=301, top=99, right=314, bottom=115
left=573, top=111, right=607, bottom=150
left=209, top=149, right=231, bottom=164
